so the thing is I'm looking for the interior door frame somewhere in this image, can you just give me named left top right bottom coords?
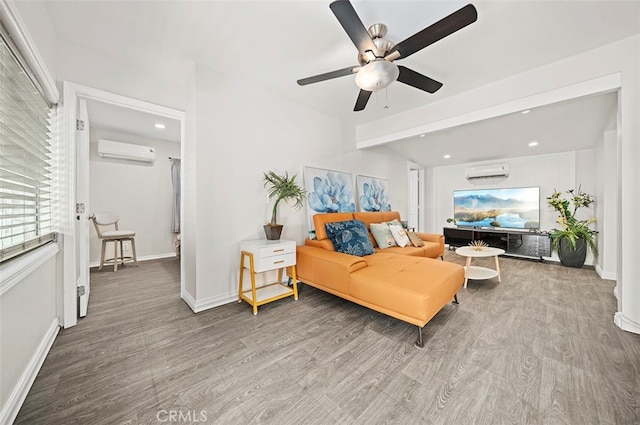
left=407, top=161, right=424, bottom=232
left=76, top=98, right=90, bottom=317
left=61, top=81, right=186, bottom=328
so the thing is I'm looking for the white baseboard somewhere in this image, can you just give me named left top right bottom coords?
left=614, top=312, right=640, bottom=334
left=595, top=264, right=616, bottom=281
left=181, top=289, right=196, bottom=311
left=90, top=252, right=177, bottom=268
left=181, top=289, right=236, bottom=313
left=0, top=318, right=60, bottom=425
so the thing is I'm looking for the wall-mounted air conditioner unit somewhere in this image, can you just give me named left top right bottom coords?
left=465, top=163, right=510, bottom=180
left=97, top=139, right=156, bottom=163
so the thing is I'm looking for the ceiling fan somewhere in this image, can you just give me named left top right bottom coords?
left=297, top=0, right=478, bottom=111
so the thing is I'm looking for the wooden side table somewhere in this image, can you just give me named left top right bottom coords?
left=238, top=239, right=298, bottom=315
left=455, top=246, right=505, bottom=288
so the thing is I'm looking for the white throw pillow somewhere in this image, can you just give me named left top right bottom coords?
left=388, top=224, right=410, bottom=248
left=370, top=223, right=397, bottom=249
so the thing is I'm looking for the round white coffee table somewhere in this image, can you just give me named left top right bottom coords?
left=455, top=246, right=505, bottom=288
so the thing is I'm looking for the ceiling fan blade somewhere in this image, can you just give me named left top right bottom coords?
left=354, top=89, right=372, bottom=111
left=385, top=4, right=477, bottom=61
left=297, top=65, right=360, bottom=86
left=397, top=66, right=443, bottom=93
left=330, top=0, right=377, bottom=55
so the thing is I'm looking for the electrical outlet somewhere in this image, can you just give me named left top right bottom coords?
left=122, top=241, right=131, bottom=252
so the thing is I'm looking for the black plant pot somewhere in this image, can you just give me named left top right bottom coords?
left=263, top=224, right=283, bottom=241
left=558, top=237, right=587, bottom=268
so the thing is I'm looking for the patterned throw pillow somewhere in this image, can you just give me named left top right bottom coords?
left=385, top=219, right=402, bottom=227
left=388, top=224, right=410, bottom=248
left=406, top=231, right=425, bottom=247
left=325, top=220, right=376, bottom=256
left=370, top=223, right=397, bottom=249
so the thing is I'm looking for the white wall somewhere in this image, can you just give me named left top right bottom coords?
left=432, top=151, right=576, bottom=233
left=88, top=130, right=180, bottom=264
left=183, top=65, right=197, bottom=299
left=55, top=40, right=186, bottom=111
left=595, top=129, right=618, bottom=280
left=181, top=63, right=411, bottom=312
left=183, top=63, right=341, bottom=310
left=0, top=249, right=59, bottom=425
left=429, top=150, right=601, bottom=264
left=574, top=149, right=598, bottom=265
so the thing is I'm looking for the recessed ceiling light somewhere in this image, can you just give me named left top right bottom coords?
left=443, top=154, right=451, bottom=159
left=419, top=134, right=425, bottom=138
left=154, top=123, right=166, bottom=129
left=528, top=141, right=538, bottom=147
left=521, top=109, right=531, bottom=114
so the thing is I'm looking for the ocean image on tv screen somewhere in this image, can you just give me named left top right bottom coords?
left=453, top=187, right=540, bottom=229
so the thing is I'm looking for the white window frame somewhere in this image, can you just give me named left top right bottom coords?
left=0, top=1, right=60, bottom=293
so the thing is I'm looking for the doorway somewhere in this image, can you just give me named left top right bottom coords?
left=407, top=162, right=424, bottom=231
left=62, top=82, right=185, bottom=328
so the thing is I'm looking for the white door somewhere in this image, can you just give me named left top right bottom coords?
left=76, top=98, right=91, bottom=317
left=408, top=168, right=420, bottom=230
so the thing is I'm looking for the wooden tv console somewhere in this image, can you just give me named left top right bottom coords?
left=443, top=227, right=551, bottom=260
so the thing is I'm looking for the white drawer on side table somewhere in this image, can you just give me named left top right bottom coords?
left=238, top=239, right=298, bottom=315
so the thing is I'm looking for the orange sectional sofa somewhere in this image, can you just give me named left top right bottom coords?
left=306, top=211, right=446, bottom=259
left=295, top=211, right=465, bottom=347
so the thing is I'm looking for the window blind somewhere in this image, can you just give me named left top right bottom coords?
left=0, top=31, right=55, bottom=263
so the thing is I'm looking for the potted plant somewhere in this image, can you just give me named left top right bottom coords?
left=262, top=171, right=306, bottom=240
left=546, top=187, right=598, bottom=268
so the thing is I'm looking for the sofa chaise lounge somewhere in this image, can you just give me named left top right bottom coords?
left=295, top=211, right=465, bottom=347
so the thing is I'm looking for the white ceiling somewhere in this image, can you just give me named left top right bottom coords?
left=382, top=91, right=619, bottom=167
left=85, top=100, right=181, bottom=143
left=40, top=1, right=640, bottom=165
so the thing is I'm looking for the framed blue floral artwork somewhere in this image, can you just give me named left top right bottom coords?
left=356, top=175, right=391, bottom=212
left=303, top=167, right=356, bottom=236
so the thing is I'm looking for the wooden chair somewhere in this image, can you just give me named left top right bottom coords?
left=91, top=212, right=138, bottom=272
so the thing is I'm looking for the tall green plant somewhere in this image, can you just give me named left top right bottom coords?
left=263, top=171, right=306, bottom=225
left=547, top=187, right=598, bottom=256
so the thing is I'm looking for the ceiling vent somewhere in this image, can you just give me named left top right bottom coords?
left=465, top=163, right=510, bottom=180
left=97, top=139, right=156, bottom=163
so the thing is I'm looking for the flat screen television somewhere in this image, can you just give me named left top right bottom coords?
left=453, top=187, right=540, bottom=230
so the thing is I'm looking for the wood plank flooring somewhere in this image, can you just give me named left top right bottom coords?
left=14, top=252, right=640, bottom=424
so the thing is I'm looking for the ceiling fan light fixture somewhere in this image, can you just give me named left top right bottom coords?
left=363, top=50, right=377, bottom=62
left=355, top=60, right=399, bottom=92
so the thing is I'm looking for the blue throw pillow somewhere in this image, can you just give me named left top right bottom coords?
left=325, top=219, right=376, bottom=256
